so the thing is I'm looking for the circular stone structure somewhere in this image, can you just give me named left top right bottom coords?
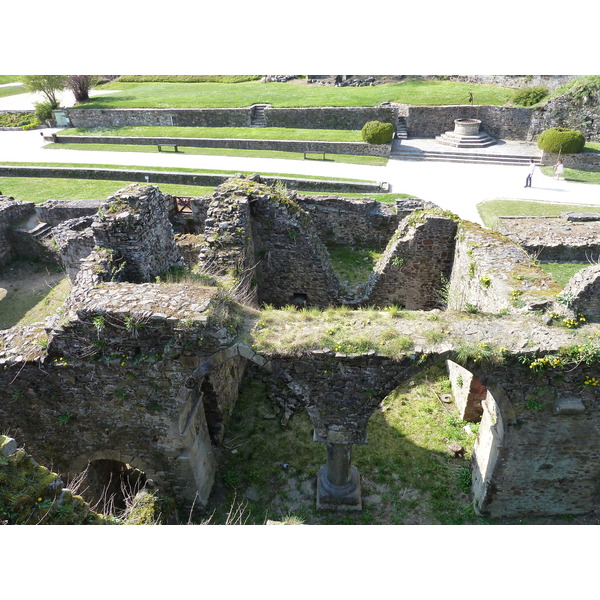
left=454, top=118, right=482, bottom=136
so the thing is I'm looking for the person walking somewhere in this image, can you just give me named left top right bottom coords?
left=525, top=159, right=536, bottom=187
left=554, top=159, right=564, bottom=180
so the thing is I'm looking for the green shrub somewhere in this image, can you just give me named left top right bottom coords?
left=512, top=86, right=549, bottom=106
left=34, top=100, right=59, bottom=123
left=361, top=120, right=394, bottom=144
left=537, top=127, right=585, bottom=154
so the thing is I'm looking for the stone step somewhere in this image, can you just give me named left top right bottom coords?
left=435, top=132, right=497, bottom=148
left=389, top=150, right=541, bottom=166
left=30, top=222, right=53, bottom=239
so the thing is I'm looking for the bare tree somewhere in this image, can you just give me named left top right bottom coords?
left=67, top=75, right=97, bottom=103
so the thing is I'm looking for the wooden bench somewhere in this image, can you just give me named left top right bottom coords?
left=158, top=144, right=179, bottom=152
left=303, top=151, right=326, bottom=160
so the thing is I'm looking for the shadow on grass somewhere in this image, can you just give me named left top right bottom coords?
left=0, top=260, right=65, bottom=330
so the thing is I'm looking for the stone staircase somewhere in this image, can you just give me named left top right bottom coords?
left=395, top=117, right=408, bottom=140
left=29, top=222, right=53, bottom=240
left=390, top=142, right=541, bottom=166
left=435, top=130, right=497, bottom=148
left=250, top=104, right=269, bottom=127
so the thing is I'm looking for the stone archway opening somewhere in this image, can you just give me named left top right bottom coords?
left=79, top=459, right=147, bottom=514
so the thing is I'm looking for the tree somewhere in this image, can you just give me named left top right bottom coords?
left=21, top=75, right=68, bottom=107
left=67, top=75, right=97, bottom=103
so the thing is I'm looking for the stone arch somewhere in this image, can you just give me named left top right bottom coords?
left=69, top=450, right=156, bottom=512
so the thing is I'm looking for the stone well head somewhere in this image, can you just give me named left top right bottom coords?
left=454, top=118, right=481, bottom=136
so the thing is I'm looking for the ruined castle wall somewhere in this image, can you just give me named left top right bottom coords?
left=51, top=217, right=96, bottom=281
left=0, top=197, right=36, bottom=266
left=474, top=361, right=600, bottom=518
left=91, top=185, right=183, bottom=283
left=36, top=199, right=103, bottom=226
left=364, top=214, right=457, bottom=310
left=563, top=265, right=600, bottom=321
left=497, top=215, right=600, bottom=262
left=249, top=189, right=341, bottom=308
left=295, top=195, right=401, bottom=249
left=447, top=222, right=561, bottom=313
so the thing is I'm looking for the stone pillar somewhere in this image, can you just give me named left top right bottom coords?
left=316, top=427, right=362, bottom=510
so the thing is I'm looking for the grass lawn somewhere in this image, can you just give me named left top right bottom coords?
left=208, top=362, right=481, bottom=525
left=0, top=176, right=217, bottom=204
left=59, top=126, right=364, bottom=142
left=82, top=79, right=514, bottom=109
left=539, top=263, right=589, bottom=287
left=44, top=141, right=388, bottom=166
left=0, top=84, right=26, bottom=99
left=478, top=198, right=600, bottom=228
left=540, top=165, right=600, bottom=184
left=326, top=243, right=383, bottom=287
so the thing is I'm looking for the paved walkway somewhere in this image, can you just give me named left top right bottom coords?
left=1, top=127, right=599, bottom=226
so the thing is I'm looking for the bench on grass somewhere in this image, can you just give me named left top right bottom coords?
left=303, top=151, right=326, bottom=160
left=158, top=144, right=179, bottom=152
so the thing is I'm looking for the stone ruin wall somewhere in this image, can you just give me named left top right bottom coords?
left=447, top=222, right=562, bottom=314
left=4, top=178, right=600, bottom=518
left=364, top=213, right=457, bottom=310
left=0, top=197, right=37, bottom=266
left=563, top=265, right=600, bottom=321
left=497, top=214, right=600, bottom=262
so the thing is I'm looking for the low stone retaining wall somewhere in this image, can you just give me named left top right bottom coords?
left=52, top=135, right=391, bottom=158
left=263, top=106, right=396, bottom=130
left=541, top=151, right=600, bottom=171
left=63, top=106, right=397, bottom=130
left=0, top=165, right=387, bottom=194
left=64, top=108, right=252, bottom=128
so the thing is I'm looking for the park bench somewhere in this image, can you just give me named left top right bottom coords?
left=303, top=151, right=326, bottom=160
left=158, top=144, right=179, bottom=152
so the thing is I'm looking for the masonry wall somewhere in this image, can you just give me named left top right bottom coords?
left=447, top=222, right=561, bottom=313
left=406, top=105, right=534, bottom=140
left=541, top=150, right=600, bottom=171
left=0, top=197, right=36, bottom=266
left=364, top=213, right=458, bottom=310
left=497, top=215, right=600, bottom=262
left=63, top=106, right=397, bottom=130
left=474, top=360, right=600, bottom=518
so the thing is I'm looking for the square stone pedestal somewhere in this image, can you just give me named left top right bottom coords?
left=316, top=465, right=362, bottom=510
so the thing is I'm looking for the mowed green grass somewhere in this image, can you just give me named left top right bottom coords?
left=82, top=79, right=514, bottom=109
left=478, top=199, right=600, bottom=228
left=0, top=176, right=216, bottom=204
left=59, top=126, right=364, bottom=142
left=0, top=85, right=26, bottom=99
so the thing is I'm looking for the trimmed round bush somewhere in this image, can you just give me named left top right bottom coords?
left=361, top=120, right=394, bottom=145
left=512, top=86, right=549, bottom=107
left=537, top=127, right=585, bottom=154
